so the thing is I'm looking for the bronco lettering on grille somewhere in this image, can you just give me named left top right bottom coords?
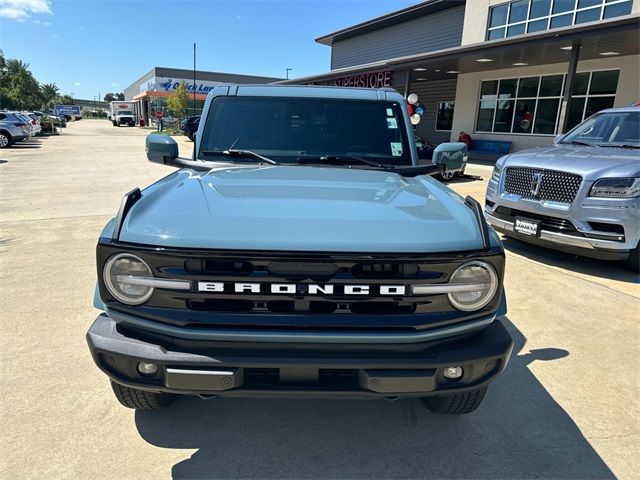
left=197, top=282, right=406, bottom=295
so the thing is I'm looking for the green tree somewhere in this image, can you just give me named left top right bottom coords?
left=103, top=92, right=124, bottom=102
left=3, top=58, right=42, bottom=110
left=57, top=94, right=74, bottom=105
left=40, top=83, right=60, bottom=108
left=166, top=81, right=189, bottom=119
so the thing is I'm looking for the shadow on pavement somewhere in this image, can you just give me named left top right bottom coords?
left=135, top=318, right=613, bottom=479
left=500, top=235, right=638, bottom=284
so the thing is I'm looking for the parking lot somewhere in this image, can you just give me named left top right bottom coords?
left=0, top=119, right=638, bottom=479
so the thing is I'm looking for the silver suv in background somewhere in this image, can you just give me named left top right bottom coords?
left=485, top=106, right=639, bottom=269
left=0, top=111, right=33, bottom=148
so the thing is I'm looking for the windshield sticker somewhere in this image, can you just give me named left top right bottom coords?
left=386, top=118, right=398, bottom=129
left=390, top=142, right=403, bottom=157
left=386, top=108, right=393, bottom=117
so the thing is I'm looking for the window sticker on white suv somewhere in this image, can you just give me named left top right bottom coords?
left=390, top=142, right=403, bottom=156
left=387, top=118, right=398, bottom=129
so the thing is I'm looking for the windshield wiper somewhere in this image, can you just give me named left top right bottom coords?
left=201, top=149, right=279, bottom=165
left=296, top=155, right=442, bottom=177
left=597, top=144, right=640, bottom=149
left=562, top=140, right=598, bottom=147
left=296, top=155, right=389, bottom=169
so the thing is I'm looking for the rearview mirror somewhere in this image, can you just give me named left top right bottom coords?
left=146, top=134, right=179, bottom=165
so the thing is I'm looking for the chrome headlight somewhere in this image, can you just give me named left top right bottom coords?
left=589, top=178, right=640, bottom=198
left=103, top=253, right=154, bottom=305
left=491, top=164, right=502, bottom=182
left=447, top=261, right=499, bottom=311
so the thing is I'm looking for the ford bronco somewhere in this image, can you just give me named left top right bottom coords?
left=87, top=85, right=513, bottom=414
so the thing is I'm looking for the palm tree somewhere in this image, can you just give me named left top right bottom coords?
left=41, top=83, right=60, bottom=108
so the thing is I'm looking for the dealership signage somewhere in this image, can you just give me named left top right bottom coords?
left=331, top=70, right=392, bottom=88
left=54, top=105, right=81, bottom=116
left=141, top=76, right=223, bottom=94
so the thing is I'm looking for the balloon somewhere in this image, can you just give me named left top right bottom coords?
left=410, top=114, right=421, bottom=125
left=415, top=105, right=425, bottom=116
left=407, top=93, right=419, bottom=105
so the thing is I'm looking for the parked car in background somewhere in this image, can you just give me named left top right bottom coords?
left=485, top=106, right=640, bottom=269
left=179, top=115, right=200, bottom=141
left=0, top=111, right=32, bottom=147
left=25, top=113, right=42, bottom=135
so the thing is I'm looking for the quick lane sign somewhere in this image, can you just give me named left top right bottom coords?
left=54, top=105, right=81, bottom=116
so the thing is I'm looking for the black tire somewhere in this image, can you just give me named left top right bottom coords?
left=439, top=170, right=455, bottom=182
left=421, top=386, right=487, bottom=414
left=188, top=131, right=195, bottom=141
left=110, top=381, right=176, bottom=410
left=0, top=131, right=12, bottom=148
left=624, top=243, right=639, bottom=272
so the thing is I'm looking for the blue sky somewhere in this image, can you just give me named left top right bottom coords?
left=0, top=0, right=417, bottom=99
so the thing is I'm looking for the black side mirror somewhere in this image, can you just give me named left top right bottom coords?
left=146, top=134, right=179, bottom=165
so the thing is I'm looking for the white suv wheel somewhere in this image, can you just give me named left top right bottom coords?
left=0, top=133, right=10, bottom=148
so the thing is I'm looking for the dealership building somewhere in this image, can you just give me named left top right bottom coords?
left=284, top=0, right=639, bottom=154
left=123, top=67, right=281, bottom=124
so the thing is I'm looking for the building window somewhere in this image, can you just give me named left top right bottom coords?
left=486, top=0, right=632, bottom=40
left=475, top=70, right=619, bottom=135
left=435, top=102, right=455, bottom=131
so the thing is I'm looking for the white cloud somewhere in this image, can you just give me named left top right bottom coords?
left=235, top=14, right=241, bottom=20
left=0, top=0, right=52, bottom=20
left=32, top=18, right=50, bottom=25
left=111, top=83, right=120, bottom=87
left=73, top=82, right=81, bottom=86
left=51, top=33, right=58, bottom=38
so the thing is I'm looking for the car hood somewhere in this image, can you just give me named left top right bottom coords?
left=502, top=144, right=640, bottom=180
left=117, top=165, right=488, bottom=253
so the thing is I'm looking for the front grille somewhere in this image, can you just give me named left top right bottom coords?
left=504, top=168, right=582, bottom=204
left=98, top=241, right=505, bottom=331
left=493, top=206, right=578, bottom=234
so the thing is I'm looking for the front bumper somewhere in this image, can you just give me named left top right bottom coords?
left=485, top=210, right=632, bottom=260
left=87, top=313, right=513, bottom=399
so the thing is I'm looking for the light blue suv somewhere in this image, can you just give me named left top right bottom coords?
left=485, top=106, right=640, bottom=269
left=87, top=85, right=514, bottom=414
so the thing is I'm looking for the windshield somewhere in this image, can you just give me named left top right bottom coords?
left=118, top=110, right=133, bottom=116
left=561, top=111, right=640, bottom=147
left=199, top=96, right=412, bottom=165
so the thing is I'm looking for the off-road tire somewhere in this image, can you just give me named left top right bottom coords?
left=110, top=381, right=176, bottom=410
left=422, top=386, right=487, bottom=414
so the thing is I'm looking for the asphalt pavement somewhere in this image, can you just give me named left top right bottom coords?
left=0, top=120, right=638, bottom=479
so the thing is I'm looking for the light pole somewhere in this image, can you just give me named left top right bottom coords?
left=286, top=68, right=292, bottom=80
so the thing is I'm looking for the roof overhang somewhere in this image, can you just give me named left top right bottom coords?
left=315, top=0, right=465, bottom=46
left=289, top=14, right=639, bottom=84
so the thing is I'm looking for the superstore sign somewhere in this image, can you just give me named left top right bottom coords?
left=332, top=70, right=392, bottom=88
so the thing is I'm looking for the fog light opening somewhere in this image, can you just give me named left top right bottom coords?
left=443, top=366, right=463, bottom=381
left=137, top=362, right=158, bottom=376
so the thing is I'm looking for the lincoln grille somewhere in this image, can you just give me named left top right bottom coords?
left=504, top=168, right=582, bottom=204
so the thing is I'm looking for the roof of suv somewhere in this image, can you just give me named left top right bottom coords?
left=598, top=104, right=640, bottom=114
left=209, top=84, right=405, bottom=102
